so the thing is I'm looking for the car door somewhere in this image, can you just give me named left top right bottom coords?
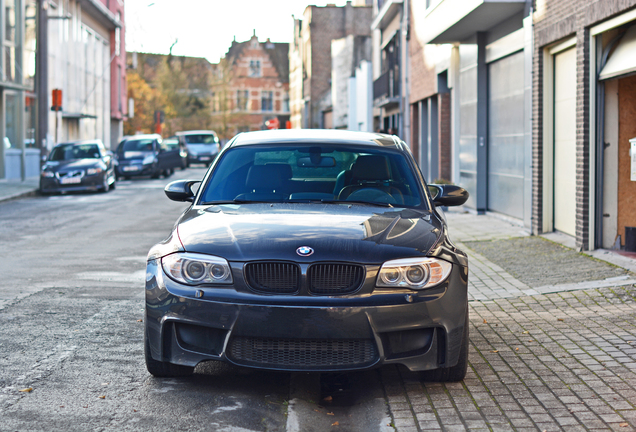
left=156, top=139, right=180, bottom=171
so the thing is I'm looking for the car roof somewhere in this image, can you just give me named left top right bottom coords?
left=55, top=140, right=103, bottom=147
left=122, top=134, right=161, bottom=141
left=176, top=130, right=218, bottom=136
left=227, top=129, right=405, bottom=151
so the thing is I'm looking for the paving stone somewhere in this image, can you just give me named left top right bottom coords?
left=381, top=212, right=636, bottom=431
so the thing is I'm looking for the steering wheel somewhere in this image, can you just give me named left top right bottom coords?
left=346, top=188, right=396, bottom=204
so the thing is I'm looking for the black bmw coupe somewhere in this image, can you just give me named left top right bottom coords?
left=145, top=129, right=470, bottom=381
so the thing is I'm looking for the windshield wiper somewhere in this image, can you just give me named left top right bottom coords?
left=285, top=198, right=393, bottom=208
left=200, top=199, right=279, bottom=205
left=341, top=200, right=393, bottom=208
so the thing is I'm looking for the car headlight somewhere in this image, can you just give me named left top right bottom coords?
left=376, top=257, right=452, bottom=290
left=41, top=171, right=55, bottom=178
left=143, top=155, right=157, bottom=165
left=86, top=167, right=103, bottom=175
left=162, top=253, right=233, bottom=285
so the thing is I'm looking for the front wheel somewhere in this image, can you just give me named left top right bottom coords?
left=419, top=308, right=469, bottom=382
left=99, top=176, right=110, bottom=193
left=144, top=328, right=194, bottom=377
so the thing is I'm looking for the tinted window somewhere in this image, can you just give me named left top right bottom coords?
left=199, top=145, right=422, bottom=207
left=50, top=144, right=100, bottom=161
left=164, top=137, right=179, bottom=149
left=118, top=139, right=155, bottom=152
left=184, top=134, right=217, bottom=144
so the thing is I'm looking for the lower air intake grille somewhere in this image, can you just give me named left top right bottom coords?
left=244, top=262, right=300, bottom=294
left=308, top=264, right=364, bottom=295
left=227, top=337, right=378, bottom=370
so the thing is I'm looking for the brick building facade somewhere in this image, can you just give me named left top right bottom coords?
left=406, top=0, right=533, bottom=228
left=290, top=1, right=372, bottom=129
left=215, top=35, right=290, bottom=138
left=532, top=0, right=636, bottom=250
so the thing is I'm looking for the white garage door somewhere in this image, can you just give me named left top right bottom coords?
left=553, top=47, right=577, bottom=237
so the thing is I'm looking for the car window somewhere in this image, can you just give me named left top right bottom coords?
left=199, top=145, right=422, bottom=207
left=164, top=137, right=179, bottom=149
left=184, top=134, right=217, bottom=144
left=49, top=144, right=100, bottom=160
left=118, top=139, right=155, bottom=153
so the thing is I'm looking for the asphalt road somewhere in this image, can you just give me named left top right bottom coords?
left=0, top=167, right=391, bottom=432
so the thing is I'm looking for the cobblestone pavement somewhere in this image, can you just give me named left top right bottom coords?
left=380, top=211, right=636, bottom=431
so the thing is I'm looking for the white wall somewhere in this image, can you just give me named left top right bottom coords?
left=47, top=0, right=111, bottom=145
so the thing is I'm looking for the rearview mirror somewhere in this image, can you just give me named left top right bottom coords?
left=297, top=156, right=336, bottom=167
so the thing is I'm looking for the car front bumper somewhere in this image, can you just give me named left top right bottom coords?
left=40, top=174, right=108, bottom=193
left=116, top=163, right=155, bottom=177
left=145, top=259, right=468, bottom=373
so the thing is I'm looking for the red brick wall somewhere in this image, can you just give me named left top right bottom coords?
left=305, top=4, right=372, bottom=128
left=439, top=93, right=451, bottom=182
left=408, top=5, right=439, bottom=103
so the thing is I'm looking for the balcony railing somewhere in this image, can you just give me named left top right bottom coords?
left=373, top=69, right=400, bottom=107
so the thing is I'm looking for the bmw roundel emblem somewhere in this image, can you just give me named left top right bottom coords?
left=296, top=246, right=314, bottom=257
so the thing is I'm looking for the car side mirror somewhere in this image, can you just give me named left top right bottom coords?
left=165, top=179, right=200, bottom=202
left=428, top=184, right=469, bottom=207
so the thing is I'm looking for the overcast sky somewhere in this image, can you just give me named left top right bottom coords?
left=125, top=0, right=350, bottom=63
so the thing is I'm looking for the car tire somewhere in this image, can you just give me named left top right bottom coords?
left=163, top=168, right=173, bottom=178
left=144, top=328, right=194, bottom=377
left=123, top=176, right=130, bottom=181
left=419, top=308, right=469, bottom=383
left=100, top=177, right=110, bottom=193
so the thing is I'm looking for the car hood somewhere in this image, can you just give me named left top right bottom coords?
left=44, top=159, right=100, bottom=170
left=175, top=203, right=444, bottom=264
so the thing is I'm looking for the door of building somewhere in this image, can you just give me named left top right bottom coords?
left=488, top=51, right=525, bottom=219
left=553, top=47, right=577, bottom=237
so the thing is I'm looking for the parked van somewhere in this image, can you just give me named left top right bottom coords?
left=175, top=130, right=221, bottom=167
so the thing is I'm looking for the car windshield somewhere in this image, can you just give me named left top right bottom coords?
left=184, top=134, right=217, bottom=144
left=199, top=144, right=422, bottom=207
left=118, top=139, right=155, bottom=153
left=164, top=138, right=179, bottom=149
left=49, top=144, right=100, bottom=161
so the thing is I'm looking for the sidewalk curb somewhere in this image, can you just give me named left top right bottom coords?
left=0, top=188, right=39, bottom=204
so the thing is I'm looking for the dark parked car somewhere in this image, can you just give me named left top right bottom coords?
left=40, top=140, right=116, bottom=194
left=164, top=136, right=188, bottom=170
left=145, top=129, right=470, bottom=381
left=115, top=134, right=182, bottom=179
left=175, top=130, right=221, bottom=167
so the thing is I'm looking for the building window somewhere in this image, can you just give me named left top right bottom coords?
left=282, top=92, right=290, bottom=112
left=261, top=91, right=273, bottom=111
left=115, top=13, right=121, bottom=56
left=3, top=0, right=18, bottom=82
left=249, top=60, right=261, bottom=77
left=24, top=0, right=37, bottom=89
left=237, top=90, right=249, bottom=111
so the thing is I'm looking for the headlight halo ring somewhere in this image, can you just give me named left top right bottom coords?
left=376, top=257, right=452, bottom=290
left=162, top=252, right=233, bottom=286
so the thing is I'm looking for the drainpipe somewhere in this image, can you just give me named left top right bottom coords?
left=401, top=0, right=410, bottom=146
left=36, top=0, right=49, bottom=163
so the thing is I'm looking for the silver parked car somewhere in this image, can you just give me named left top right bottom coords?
left=175, top=130, right=221, bottom=167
